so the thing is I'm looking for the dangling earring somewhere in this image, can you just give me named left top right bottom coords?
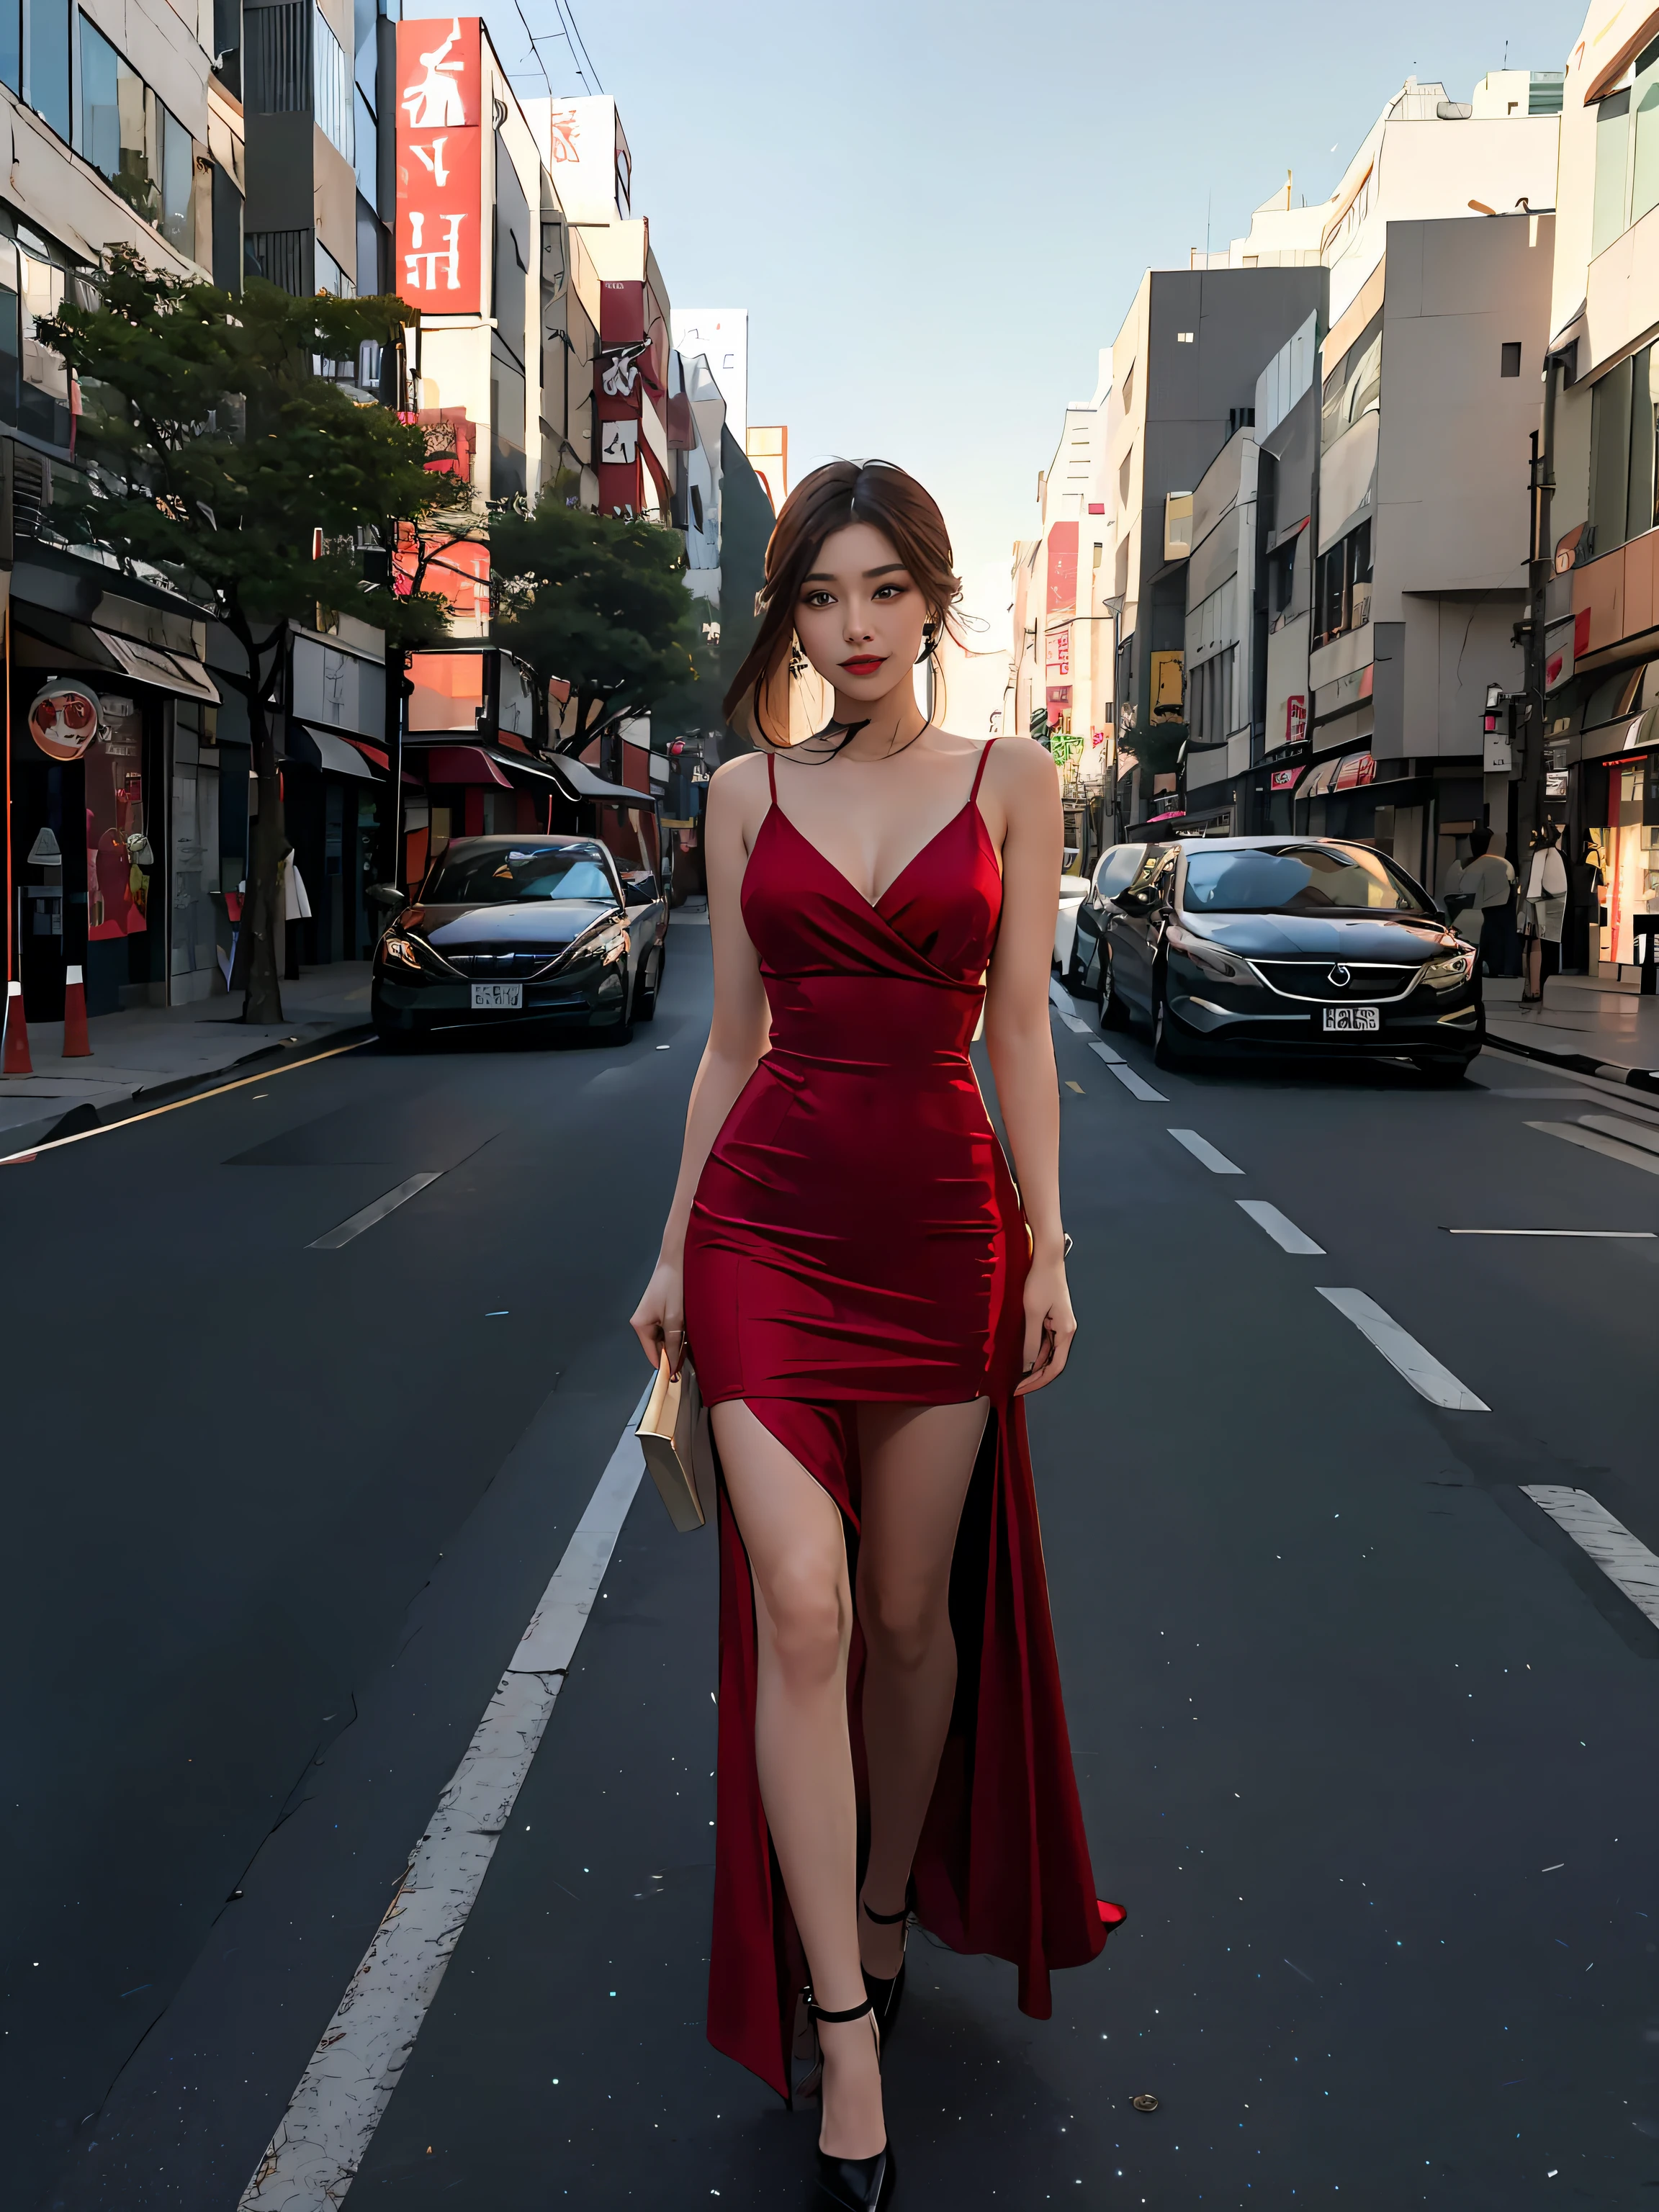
left=915, top=621, right=938, bottom=667
left=789, top=641, right=808, bottom=679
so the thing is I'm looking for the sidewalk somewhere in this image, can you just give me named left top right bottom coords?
left=1483, top=971, right=1659, bottom=1089
left=0, top=963, right=375, bottom=1152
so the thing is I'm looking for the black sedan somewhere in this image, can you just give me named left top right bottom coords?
left=1065, top=842, right=1147, bottom=994
left=1094, top=837, right=1483, bottom=1082
left=371, top=834, right=667, bottom=1047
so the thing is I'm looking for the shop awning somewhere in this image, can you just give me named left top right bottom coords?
left=1299, top=750, right=1377, bottom=800
left=94, top=626, right=219, bottom=703
left=547, top=753, right=657, bottom=805
left=290, top=722, right=377, bottom=779
left=418, top=745, right=513, bottom=787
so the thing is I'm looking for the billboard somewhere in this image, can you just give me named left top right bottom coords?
left=395, top=17, right=482, bottom=313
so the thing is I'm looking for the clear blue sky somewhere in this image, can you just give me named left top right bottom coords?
left=504, top=0, right=1585, bottom=585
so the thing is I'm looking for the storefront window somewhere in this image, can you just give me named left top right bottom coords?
left=408, top=651, right=485, bottom=732
left=171, top=702, right=220, bottom=994
left=86, top=693, right=149, bottom=941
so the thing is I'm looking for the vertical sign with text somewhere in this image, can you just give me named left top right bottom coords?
left=396, top=17, right=482, bottom=315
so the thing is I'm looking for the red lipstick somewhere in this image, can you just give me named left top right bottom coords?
left=840, top=656, right=885, bottom=676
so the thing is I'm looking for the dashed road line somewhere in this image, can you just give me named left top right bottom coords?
left=1445, top=1228, right=1655, bottom=1238
left=1168, top=1128, right=1243, bottom=1175
left=307, top=1172, right=445, bottom=1249
left=1087, top=1038, right=1125, bottom=1064
left=1237, top=1199, right=1324, bottom=1254
left=1095, top=1050, right=1167, bottom=1101
left=238, top=1390, right=652, bottom=2210
left=1316, top=1287, right=1488, bottom=1411
left=1527, top=1120, right=1659, bottom=1177
left=1521, top=1488, right=1659, bottom=1629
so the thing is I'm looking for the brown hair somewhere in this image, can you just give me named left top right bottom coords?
left=723, top=459, right=961, bottom=745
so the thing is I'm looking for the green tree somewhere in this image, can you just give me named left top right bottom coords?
left=38, top=245, right=449, bottom=1022
left=489, top=492, right=698, bottom=755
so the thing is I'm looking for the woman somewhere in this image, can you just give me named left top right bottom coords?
left=631, top=461, right=1119, bottom=2210
left=1520, top=819, right=1568, bottom=1004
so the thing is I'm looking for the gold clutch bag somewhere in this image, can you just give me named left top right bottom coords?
left=636, top=1353, right=716, bottom=1531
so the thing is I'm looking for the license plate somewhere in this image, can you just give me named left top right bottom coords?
left=1323, top=1004, right=1380, bottom=1033
left=469, top=982, right=523, bottom=1010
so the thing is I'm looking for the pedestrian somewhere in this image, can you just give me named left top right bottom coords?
left=631, top=460, right=1120, bottom=2211
left=1457, top=825, right=1515, bottom=976
left=281, top=848, right=311, bottom=981
left=1519, top=819, right=1568, bottom=1004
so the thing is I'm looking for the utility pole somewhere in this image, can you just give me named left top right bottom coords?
left=1518, top=354, right=1566, bottom=862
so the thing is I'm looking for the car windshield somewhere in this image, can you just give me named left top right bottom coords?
left=1182, top=844, right=1428, bottom=916
left=423, top=848, right=616, bottom=904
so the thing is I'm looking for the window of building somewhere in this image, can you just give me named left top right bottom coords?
left=245, top=226, right=309, bottom=292
left=1, top=0, right=20, bottom=96
left=690, top=482, right=704, bottom=534
left=1634, top=38, right=1659, bottom=230
left=1269, top=536, right=1297, bottom=624
left=1118, top=449, right=1131, bottom=508
left=76, top=18, right=195, bottom=257
left=1313, top=521, right=1372, bottom=649
left=1122, top=361, right=1134, bottom=409
left=1320, top=311, right=1381, bottom=452
left=1594, top=89, right=1634, bottom=257
left=1501, top=341, right=1521, bottom=377
left=19, top=245, right=70, bottom=444
left=1587, top=345, right=1659, bottom=557
left=312, top=5, right=351, bottom=158
left=78, top=17, right=150, bottom=214
left=28, top=0, right=70, bottom=139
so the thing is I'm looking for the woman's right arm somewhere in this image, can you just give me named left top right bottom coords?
left=630, top=757, right=773, bottom=1372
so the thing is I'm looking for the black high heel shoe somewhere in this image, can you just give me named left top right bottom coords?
left=858, top=1891, right=912, bottom=2041
left=804, top=1990, right=895, bottom=2211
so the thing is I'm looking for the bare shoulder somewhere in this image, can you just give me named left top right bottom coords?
left=706, top=749, right=770, bottom=827
left=979, top=736, right=1061, bottom=811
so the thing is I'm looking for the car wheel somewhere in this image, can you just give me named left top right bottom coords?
left=1151, top=976, right=1194, bottom=1070
left=633, top=948, right=660, bottom=1022
left=1099, top=956, right=1131, bottom=1032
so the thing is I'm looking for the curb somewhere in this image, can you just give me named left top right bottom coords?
left=1483, top=1025, right=1659, bottom=1094
left=4, top=1019, right=375, bottom=1156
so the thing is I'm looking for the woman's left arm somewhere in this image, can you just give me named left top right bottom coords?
left=981, top=741, right=1074, bottom=1395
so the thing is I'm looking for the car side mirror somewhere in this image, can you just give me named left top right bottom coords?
left=624, top=877, right=658, bottom=906
left=366, top=882, right=406, bottom=911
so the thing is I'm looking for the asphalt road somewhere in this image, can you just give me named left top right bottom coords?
left=7, top=914, right=1658, bottom=2211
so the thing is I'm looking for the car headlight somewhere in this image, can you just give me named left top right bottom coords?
left=1421, top=948, right=1473, bottom=987
left=380, top=934, right=423, bottom=970
left=1166, top=922, right=1256, bottom=982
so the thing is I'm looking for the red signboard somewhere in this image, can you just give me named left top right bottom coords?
left=1046, top=521, right=1078, bottom=619
left=1285, top=693, right=1307, bottom=746
left=395, top=17, right=482, bottom=313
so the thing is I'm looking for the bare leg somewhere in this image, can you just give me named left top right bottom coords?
left=855, top=1398, right=990, bottom=1977
left=711, top=1401, right=884, bottom=2161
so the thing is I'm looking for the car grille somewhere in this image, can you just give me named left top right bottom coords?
left=1249, top=960, right=1423, bottom=1004
left=444, top=950, right=562, bottom=980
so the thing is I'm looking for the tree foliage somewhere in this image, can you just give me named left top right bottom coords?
left=490, top=491, right=699, bottom=752
left=38, top=245, right=449, bottom=1019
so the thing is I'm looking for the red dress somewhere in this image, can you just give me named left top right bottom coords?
left=684, top=741, right=1120, bottom=2099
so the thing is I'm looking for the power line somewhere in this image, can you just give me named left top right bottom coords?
left=512, top=0, right=552, bottom=95
left=527, top=0, right=602, bottom=95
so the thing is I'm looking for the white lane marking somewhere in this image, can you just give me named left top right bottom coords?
left=1087, top=1038, right=1125, bottom=1066
left=1048, top=977, right=1071, bottom=1012
left=306, top=1172, right=444, bottom=1249
left=1580, top=1112, right=1659, bottom=1157
left=1527, top=1120, right=1659, bottom=1177
left=1057, top=1010, right=1094, bottom=1035
left=1237, top=1199, right=1324, bottom=1254
left=239, top=1392, right=652, bottom=2209
left=1521, top=1487, right=1659, bottom=1630
left=1102, top=1057, right=1168, bottom=1102
left=1316, top=1287, right=1489, bottom=1411
left=1167, top=1128, right=1244, bottom=1175
left=1445, top=1228, right=1655, bottom=1238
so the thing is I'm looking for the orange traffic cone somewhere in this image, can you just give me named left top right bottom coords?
left=62, top=963, right=90, bottom=1057
left=3, top=980, right=32, bottom=1075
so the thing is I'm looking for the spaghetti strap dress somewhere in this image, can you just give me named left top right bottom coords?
left=683, top=738, right=1122, bottom=2100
